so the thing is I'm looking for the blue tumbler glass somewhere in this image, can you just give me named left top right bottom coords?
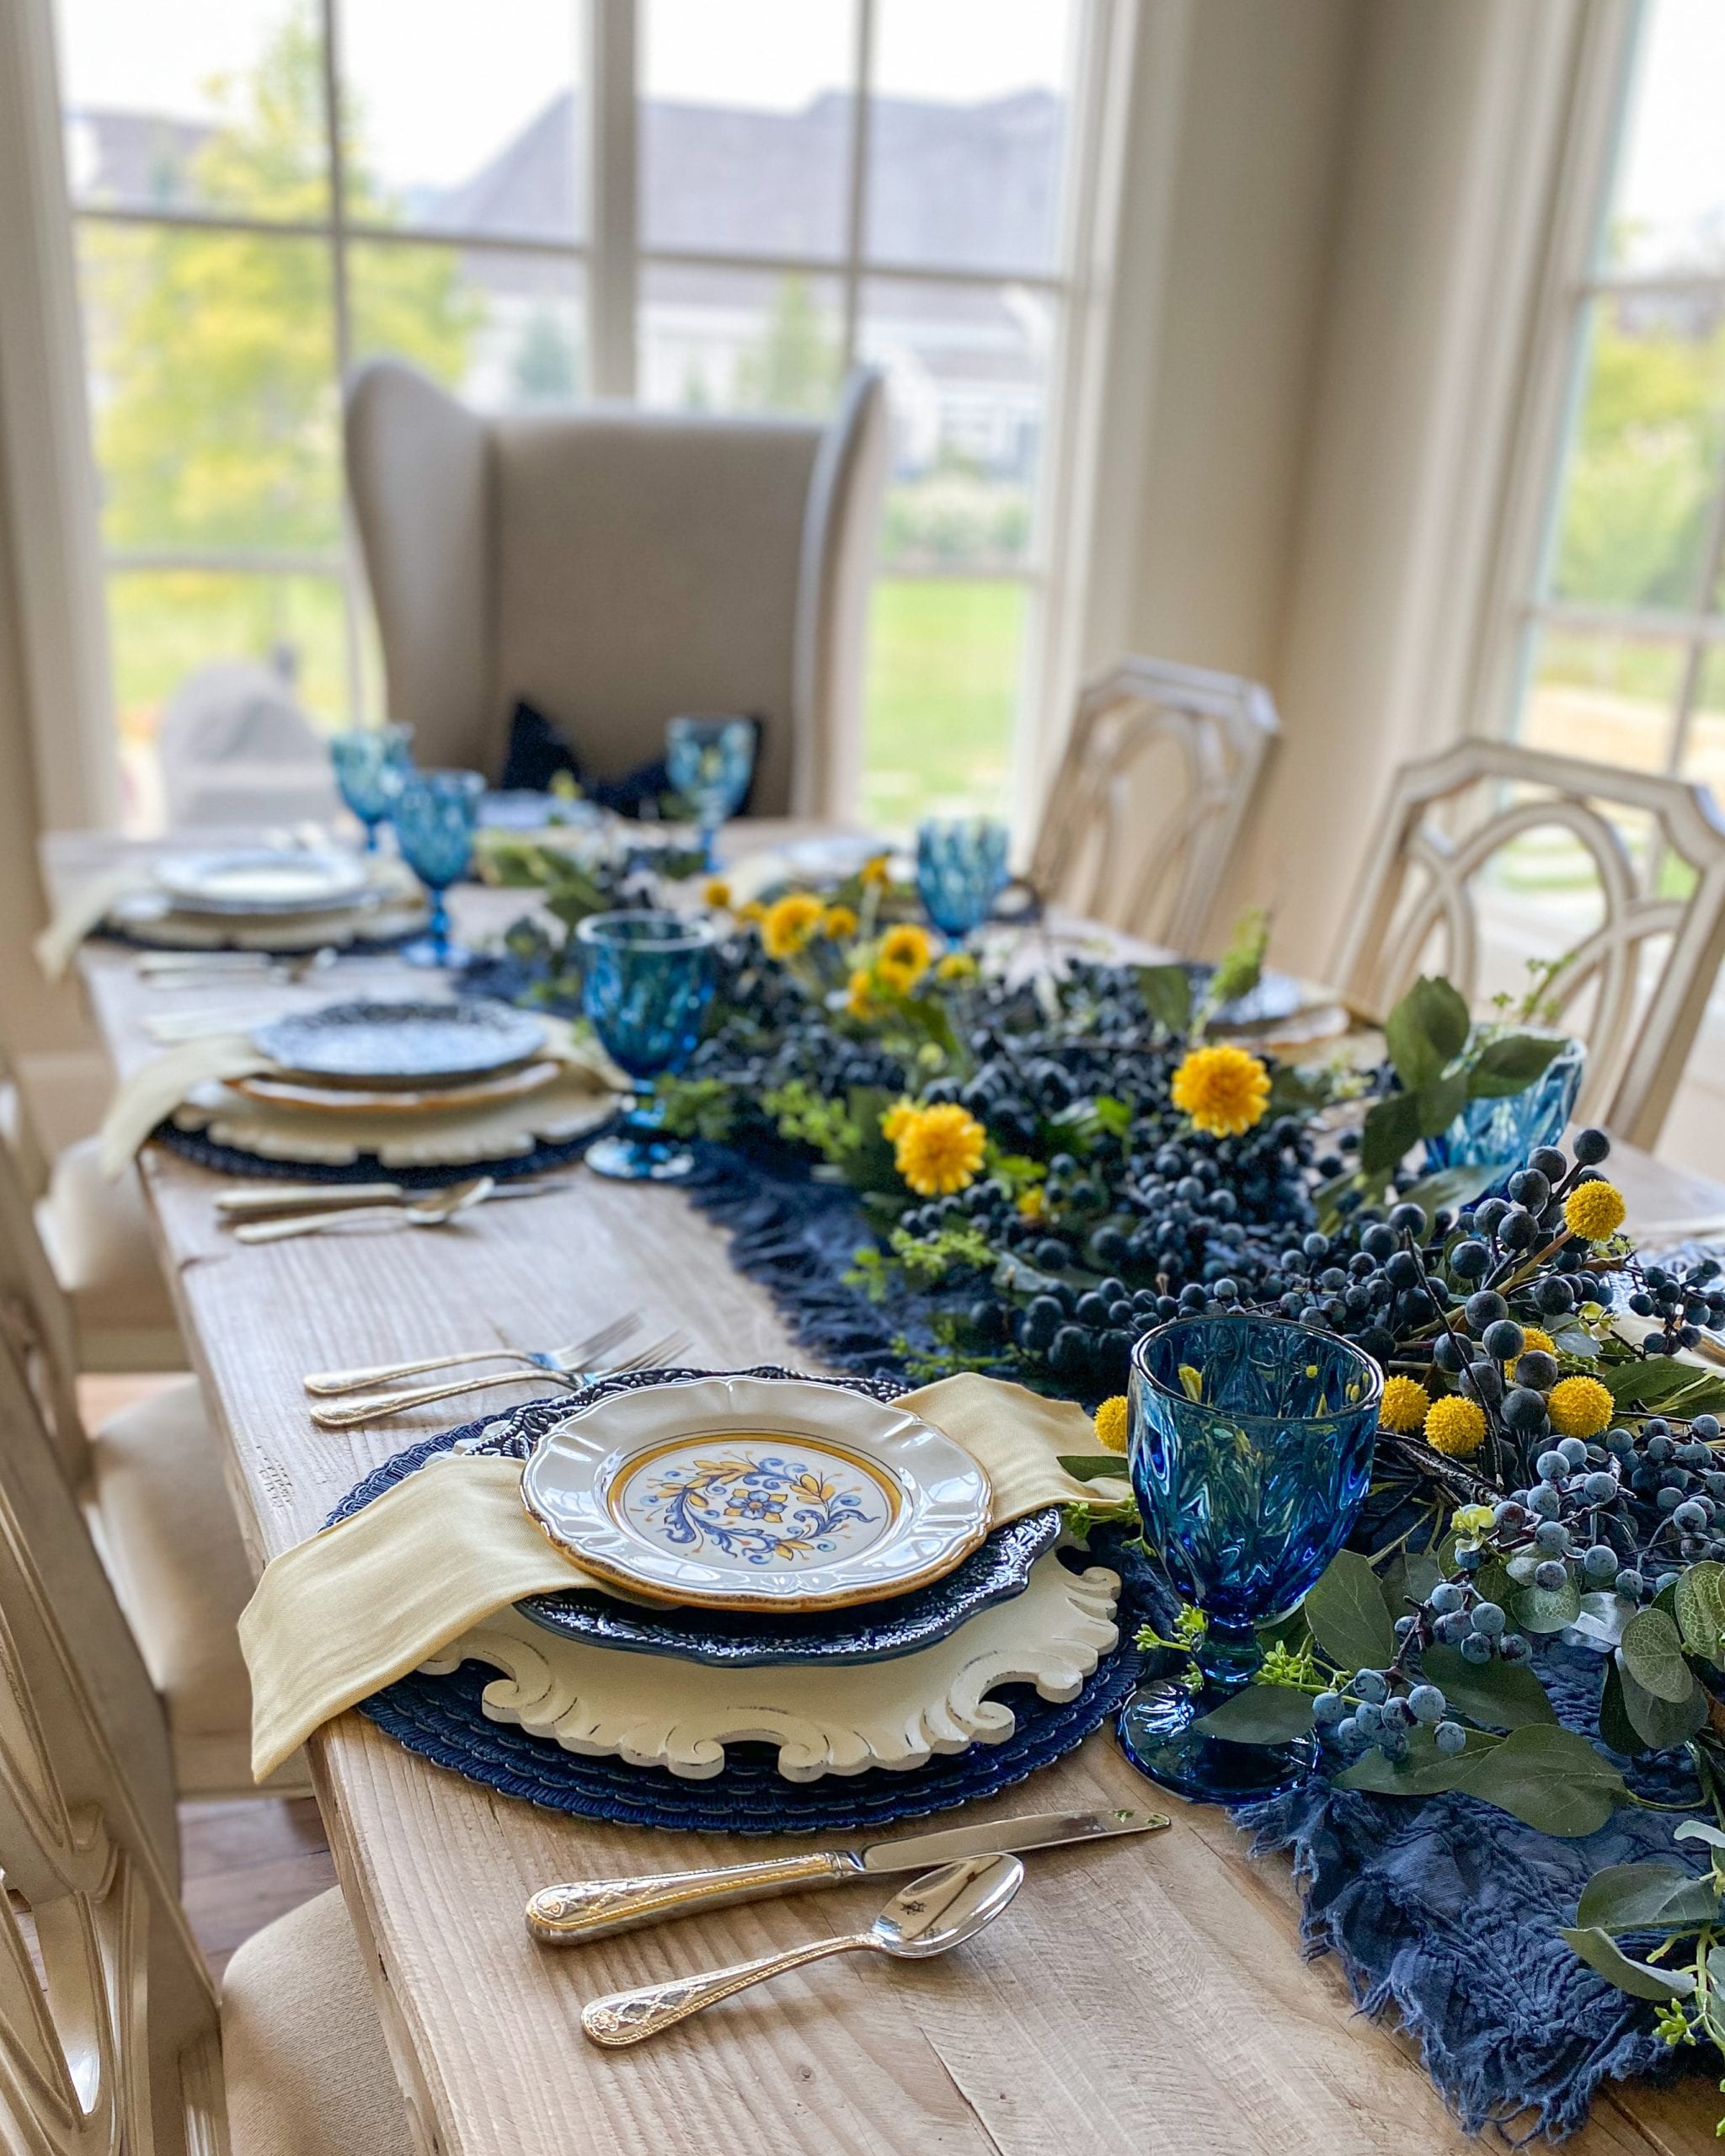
left=1119, top=1314, right=1381, bottom=1804
left=329, top=724, right=412, bottom=851
left=666, top=717, right=756, bottom=871
left=916, top=817, right=1010, bottom=939
left=392, top=768, right=485, bottom=968
left=577, top=910, right=720, bottom=1181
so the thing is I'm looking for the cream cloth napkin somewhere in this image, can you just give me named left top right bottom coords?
left=35, top=867, right=152, bottom=980
left=98, top=1013, right=609, bottom=1175
left=240, top=1371, right=1132, bottom=1780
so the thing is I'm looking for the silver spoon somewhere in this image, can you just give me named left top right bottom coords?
left=232, top=1176, right=495, bottom=1243
left=579, top=1852, right=1023, bottom=2047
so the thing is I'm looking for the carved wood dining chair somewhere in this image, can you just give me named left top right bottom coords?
left=0, top=1132, right=307, bottom=1801
left=1027, top=655, right=1281, bottom=953
left=0, top=1341, right=412, bottom=2156
left=1330, top=739, right=1725, bottom=1148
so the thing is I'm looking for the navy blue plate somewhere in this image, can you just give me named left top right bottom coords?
left=331, top=1371, right=1146, bottom=1831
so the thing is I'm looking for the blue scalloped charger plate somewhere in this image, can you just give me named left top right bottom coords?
left=331, top=1369, right=1148, bottom=1831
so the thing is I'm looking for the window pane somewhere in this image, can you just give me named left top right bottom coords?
left=340, top=0, right=583, bottom=242
left=641, top=0, right=854, bottom=259
left=350, top=242, right=585, bottom=413
left=1519, top=622, right=1684, bottom=771
left=639, top=264, right=843, bottom=414
left=58, top=0, right=330, bottom=222
left=1679, top=644, right=1725, bottom=797
left=77, top=222, right=340, bottom=552
left=861, top=278, right=1049, bottom=570
left=1605, top=0, right=1725, bottom=276
left=1544, top=293, right=1725, bottom=612
left=861, top=577, right=1025, bottom=830
left=867, top=0, right=1073, bottom=275
left=105, top=568, right=348, bottom=827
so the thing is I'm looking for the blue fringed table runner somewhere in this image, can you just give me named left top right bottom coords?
left=670, top=1134, right=1713, bottom=2140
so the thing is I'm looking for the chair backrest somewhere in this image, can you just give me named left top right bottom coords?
left=1027, top=656, right=1280, bottom=952
left=1331, top=739, right=1725, bottom=1147
left=345, top=361, right=888, bottom=819
left=0, top=1342, right=213, bottom=2156
left=0, top=1113, right=86, bottom=1496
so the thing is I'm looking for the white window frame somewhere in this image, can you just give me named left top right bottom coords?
left=56, top=0, right=1137, bottom=830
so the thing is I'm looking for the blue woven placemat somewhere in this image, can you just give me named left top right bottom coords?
left=152, top=1115, right=610, bottom=1187
left=328, top=1370, right=1147, bottom=1832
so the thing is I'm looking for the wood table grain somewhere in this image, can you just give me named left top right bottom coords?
left=46, top=826, right=1725, bottom=2156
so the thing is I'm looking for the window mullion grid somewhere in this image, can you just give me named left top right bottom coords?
left=1666, top=451, right=1725, bottom=776
left=319, top=0, right=366, bottom=725
left=840, top=0, right=874, bottom=368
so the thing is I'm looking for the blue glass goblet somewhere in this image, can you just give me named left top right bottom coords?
left=329, top=724, right=412, bottom=851
left=392, top=768, right=485, bottom=969
left=666, top=716, right=756, bottom=871
left=1119, top=1314, right=1382, bottom=1804
left=577, top=910, right=719, bottom=1181
left=916, top=817, right=1011, bottom=940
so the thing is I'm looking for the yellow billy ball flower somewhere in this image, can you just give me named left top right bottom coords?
left=1170, top=1043, right=1272, bottom=1139
left=702, top=878, right=732, bottom=910
left=1508, top=1325, right=1557, bottom=1380
left=860, top=854, right=892, bottom=889
left=1092, top=1396, right=1129, bottom=1454
left=892, top=1103, right=987, bottom=1198
left=1546, top=1374, right=1614, bottom=1440
left=822, top=903, right=858, bottom=939
left=1424, top=1394, right=1487, bottom=1459
left=936, top=950, right=978, bottom=983
left=877, top=923, right=936, bottom=991
left=1378, top=1375, right=1430, bottom=1433
left=1564, top=1179, right=1626, bottom=1243
left=1016, top=1183, right=1048, bottom=1221
left=761, top=892, right=825, bottom=958
left=879, top=1098, right=917, bottom=1143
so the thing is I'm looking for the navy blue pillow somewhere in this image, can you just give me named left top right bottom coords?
left=499, top=702, right=761, bottom=820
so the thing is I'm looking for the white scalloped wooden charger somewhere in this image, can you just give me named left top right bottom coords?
left=418, top=1549, right=1120, bottom=1780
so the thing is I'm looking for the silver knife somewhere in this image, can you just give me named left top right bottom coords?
left=524, top=1806, right=1167, bottom=1944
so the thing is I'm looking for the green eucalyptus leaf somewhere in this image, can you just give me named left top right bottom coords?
left=1616, top=1653, right=1708, bottom=1750
left=1384, top=976, right=1471, bottom=1088
left=1300, top=1550, right=1396, bottom=1670
left=1393, top=1161, right=1505, bottom=1225
left=1413, top=1068, right=1471, bottom=1142
left=1510, top=1574, right=1583, bottom=1635
left=1419, top=1645, right=1560, bottom=1730
left=1598, top=1654, right=1642, bottom=1757
left=1360, top=1090, right=1427, bottom=1178
left=1560, top=1926, right=1697, bottom=2000
left=1381, top=1551, right=1442, bottom=1613
left=1575, top=1862, right=1721, bottom=1932
left=1621, top=1608, right=1693, bottom=1703
left=1335, top=1726, right=1495, bottom=1796
left=1466, top=1033, right=1566, bottom=1101
left=1193, top=1685, right=1317, bottom=1743
left=1674, top=1561, right=1725, bottom=1666
left=1136, top=964, right=1193, bottom=1040
left=1055, top=1454, right=1132, bottom=1482
left=1455, top=1725, right=1627, bottom=1837
left=1602, top=1359, right=1725, bottom=1417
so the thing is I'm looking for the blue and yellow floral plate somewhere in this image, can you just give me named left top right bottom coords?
left=519, top=1374, right=993, bottom=1612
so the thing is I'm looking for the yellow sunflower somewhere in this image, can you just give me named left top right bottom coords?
left=1170, top=1043, right=1272, bottom=1139
left=846, top=968, right=880, bottom=1022
left=879, top=1099, right=918, bottom=1143
left=1564, top=1180, right=1626, bottom=1243
left=876, top=923, right=936, bottom=992
left=761, top=892, right=825, bottom=958
left=822, top=904, right=858, bottom=940
left=891, top=1102, right=987, bottom=1198
left=860, top=854, right=892, bottom=889
left=936, top=951, right=978, bottom=983
left=702, top=878, right=732, bottom=910
left=1424, top=1395, right=1487, bottom=1459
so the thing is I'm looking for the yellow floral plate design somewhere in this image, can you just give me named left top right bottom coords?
left=521, top=1376, right=992, bottom=1613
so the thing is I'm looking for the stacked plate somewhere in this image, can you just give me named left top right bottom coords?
left=339, top=1372, right=1146, bottom=1833
left=109, top=847, right=426, bottom=951
left=239, top=1001, right=558, bottom=1120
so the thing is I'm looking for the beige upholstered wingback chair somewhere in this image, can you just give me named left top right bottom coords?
left=1332, top=739, right=1725, bottom=1147
left=346, top=360, right=889, bottom=819
left=0, top=1340, right=412, bottom=2156
left=1028, top=655, right=1281, bottom=953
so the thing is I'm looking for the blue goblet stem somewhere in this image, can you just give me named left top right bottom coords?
left=360, top=816, right=379, bottom=854
left=1193, top=1618, right=1263, bottom=1697
left=425, top=887, right=451, bottom=966
left=700, top=824, right=719, bottom=874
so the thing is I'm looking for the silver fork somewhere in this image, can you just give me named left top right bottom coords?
left=303, top=1312, right=641, bottom=1396
left=307, top=1331, right=691, bottom=1429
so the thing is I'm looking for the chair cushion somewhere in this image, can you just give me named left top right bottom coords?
left=36, top=1135, right=185, bottom=1369
left=88, top=1377, right=306, bottom=1797
left=222, top=1887, right=414, bottom=2156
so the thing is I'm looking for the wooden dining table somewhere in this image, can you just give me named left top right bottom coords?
left=44, top=823, right=1725, bottom=2156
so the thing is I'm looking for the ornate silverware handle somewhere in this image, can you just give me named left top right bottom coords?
left=303, top=1344, right=537, bottom=1394
left=308, top=1364, right=574, bottom=1427
left=581, top=1934, right=866, bottom=2046
left=527, top=1851, right=860, bottom=1943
